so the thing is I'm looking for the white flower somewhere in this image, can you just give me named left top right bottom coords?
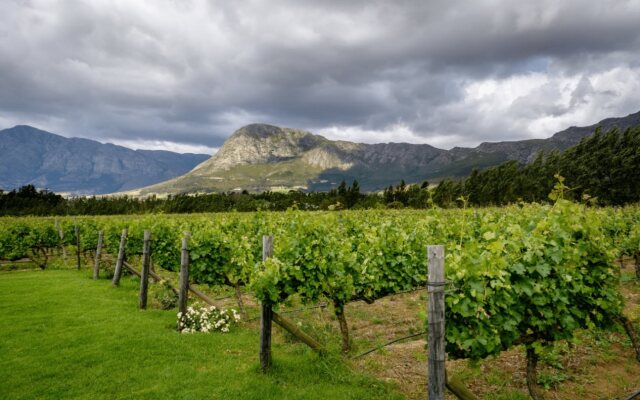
left=177, top=304, right=238, bottom=333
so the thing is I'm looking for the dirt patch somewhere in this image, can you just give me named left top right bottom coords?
left=344, top=262, right=640, bottom=400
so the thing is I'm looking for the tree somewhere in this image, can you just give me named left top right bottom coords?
left=337, top=180, right=348, bottom=198
left=345, top=180, right=360, bottom=208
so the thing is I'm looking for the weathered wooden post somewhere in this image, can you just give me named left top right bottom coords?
left=75, top=224, right=81, bottom=269
left=427, top=245, right=445, bottom=400
left=260, top=235, right=274, bottom=372
left=112, top=228, right=128, bottom=287
left=178, top=232, right=190, bottom=330
left=446, top=374, right=479, bottom=400
left=139, top=230, right=151, bottom=309
left=271, top=313, right=324, bottom=352
left=93, top=230, right=103, bottom=279
left=55, top=220, right=67, bottom=260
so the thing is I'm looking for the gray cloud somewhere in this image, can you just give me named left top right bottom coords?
left=1, top=0, right=640, bottom=152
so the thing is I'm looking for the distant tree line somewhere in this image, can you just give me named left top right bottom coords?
left=0, top=182, right=377, bottom=216
left=1, top=126, right=638, bottom=216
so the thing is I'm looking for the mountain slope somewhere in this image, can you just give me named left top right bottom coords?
left=135, top=110, right=640, bottom=195
left=468, top=110, right=640, bottom=164
left=0, top=125, right=209, bottom=194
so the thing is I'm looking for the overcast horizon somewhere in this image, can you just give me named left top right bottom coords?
left=1, top=1, right=640, bottom=155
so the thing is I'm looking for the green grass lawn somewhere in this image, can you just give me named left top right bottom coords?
left=0, top=270, right=403, bottom=400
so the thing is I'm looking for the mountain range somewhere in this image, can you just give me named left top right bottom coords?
left=2, top=110, right=639, bottom=196
left=133, top=110, right=640, bottom=195
left=0, top=125, right=209, bottom=194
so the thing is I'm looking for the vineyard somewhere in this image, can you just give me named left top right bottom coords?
left=1, top=197, right=640, bottom=399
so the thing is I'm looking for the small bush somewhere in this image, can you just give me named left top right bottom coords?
left=151, top=280, right=178, bottom=310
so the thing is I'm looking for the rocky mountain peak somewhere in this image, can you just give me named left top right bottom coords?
left=229, top=123, right=327, bottom=143
left=192, top=123, right=329, bottom=172
left=231, top=123, right=288, bottom=139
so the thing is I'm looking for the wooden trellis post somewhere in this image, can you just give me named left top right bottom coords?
left=139, top=230, right=151, bottom=309
left=112, top=228, right=128, bottom=287
left=260, top=235, right=274, bottom=372
left=178, top=232, right=190, bottom=330
left=55, top=220, right=67, bottom=260
left=427, top=245, right=445, bottom=400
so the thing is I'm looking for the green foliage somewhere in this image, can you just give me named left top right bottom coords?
left=445, top=200, right=624, bottom=359
left=537, top=371, right=570, bottom=390
left=1, top=201, right=638, bottom=369
left=251, top=213, right=356, bottom=306
left=150, top=279, right=179, bottom=310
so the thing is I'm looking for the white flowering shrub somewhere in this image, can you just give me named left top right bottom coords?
left=177, top=302, right=240, bottom=334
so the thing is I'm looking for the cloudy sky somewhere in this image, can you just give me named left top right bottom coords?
left=1, top=0, right=640, bottom=154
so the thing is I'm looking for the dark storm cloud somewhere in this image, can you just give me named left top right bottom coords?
left=1, top=0, right=640, bottom=152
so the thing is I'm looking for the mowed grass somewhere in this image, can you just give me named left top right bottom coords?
left=0, top=270, right=403, bottom=400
